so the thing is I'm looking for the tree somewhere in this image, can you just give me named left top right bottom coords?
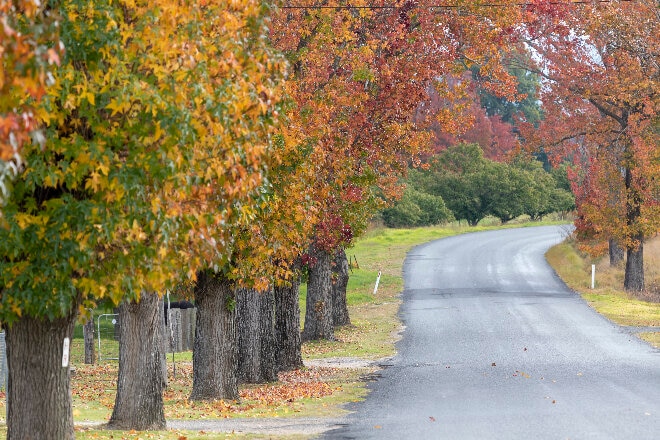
left=415, top=73, right=520, bottom=161
left=0, top=0, right=287, bottom=436
left=382, top=186, right=453, bottom=228
left=190, top=271, right=239, bottom=401
left=486, top=161, right=531, bottom=224
left=0, top=1, right=62, bottom=207
left=274, top=260, right=304, bottom=372
left=421, top=143, right=570, bottom=225
left=236, top=287, right=278, bottom=383
left=476, top=50, right=543, bottom=127
left=190, top=123, right=317, bottom=395
left=109, top=292, right=167, bottom=430
left=430, top=143, right=491, bottom=226
left=331, top=248, right=351, bottom=327
left=272, top=0, right=526, bottom=340
left=517, top=0, right=660, bottom=291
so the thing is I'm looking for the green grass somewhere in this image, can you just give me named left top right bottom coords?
left=546, top=238, right=660, bottom=347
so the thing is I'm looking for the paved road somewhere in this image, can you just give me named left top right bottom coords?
left=324, top=225, right=660, bottom=439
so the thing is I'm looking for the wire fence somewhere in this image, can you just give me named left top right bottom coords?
left=97, top=314, right=120, bottom=362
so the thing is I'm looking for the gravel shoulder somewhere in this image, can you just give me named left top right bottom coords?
left=167, top=417, right=346, bottom=436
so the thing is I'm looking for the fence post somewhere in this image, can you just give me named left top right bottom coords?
left=83, top=313, right=95, bottom=364
left=0, top=331, right=7, bottom=391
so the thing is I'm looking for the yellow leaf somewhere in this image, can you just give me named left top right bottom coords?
left=14, top=213, right=32, bottom=229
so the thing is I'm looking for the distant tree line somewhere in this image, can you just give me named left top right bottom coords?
left=382, top=143, right=575, bottom=228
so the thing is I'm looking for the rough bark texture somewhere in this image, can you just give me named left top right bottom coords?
left=6, top=312, right=77, bottom=440
left=83, top=315, right=95, bottom=364
left=608, top=238, right=625, bottom=267
left=109, top=292, right=167, bottom=430
left=623, top=165, right=645, bottom=292
left=190, top=271, right=238, bottom=401
left=237, top=288, right=277, bottom=383
left=274, top=276, right=304, bottom=372
left=332, top=248, right=351, bottom=327
left=624, top=235, right=645, bottom=292
left=302, top=245, right=335, bottom=341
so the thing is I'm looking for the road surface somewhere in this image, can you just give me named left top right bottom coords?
left=324, top=225, right=660, bottom=439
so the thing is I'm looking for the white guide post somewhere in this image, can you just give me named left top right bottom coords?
left=373, top=271, right=382, bottom=295
left=591, top=264, right=595, bottom=289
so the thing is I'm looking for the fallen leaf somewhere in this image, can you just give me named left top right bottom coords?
left=429, top=416, right=436, bottom=422
left=374, top=425, right=382, bottom=429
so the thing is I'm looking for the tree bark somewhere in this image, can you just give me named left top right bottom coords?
left=623, top=164, right=645, bottom=292
left=190, top=271, right=239, bottom=401
left=624, top=234, right=644, bottom=292
left=109, top=292, right=167, bottom=430
left=237, top=287, right=277, bottom=383
left=6, top=312, right=77, bottom=440
left=301, top=245, right=335, bottom=341
left=274, top=275, right=304, bottom=372
left=608, top=238, right=625, bottom=267
left=332, top=247, right=351, bottom=327
left=83, top=313, right=95, bottom=364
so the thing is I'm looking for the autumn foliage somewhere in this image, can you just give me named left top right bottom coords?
left=0, top=1, right=62, bottom=205
left=1, top=0, right=658, bottom=437
left=1, top=0, right=287, bottom=437
left=517, top=0, right=660, bottom=291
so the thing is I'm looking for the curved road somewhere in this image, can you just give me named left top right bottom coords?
left=324, top=226, right=660, bottom=439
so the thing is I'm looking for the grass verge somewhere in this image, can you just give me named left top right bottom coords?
left=546, top=236, right=660, bottom=347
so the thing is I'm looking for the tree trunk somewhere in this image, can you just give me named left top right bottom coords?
left=624, top=235, right=644, bottom=292
left=332, top=247, right=351, bottom=327
left=623, top=164, right=645, bottom=292
left=274, top=275, right=304, bottom=372
left=608, top=238, right=625, bottom=267
left=190, top=271, right=238, bottom=401
left=6, top=312, right=77, bottom=440
left=83, top=314, right=95, bottom=364
left=109, top=292, right=167, bottom=430
left=301, top=245, right=335, bottom=341
left=237, top=287, right=277, bottom=383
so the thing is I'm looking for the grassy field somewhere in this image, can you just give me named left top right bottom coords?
left=546, top=235, right=660, bottom=347
left=7, top=216, right=652, bottom=440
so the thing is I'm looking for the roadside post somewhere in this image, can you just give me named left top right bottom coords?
left=591, top=264, right=595, bottom=289
left=373, top=271, right=382, bottom=295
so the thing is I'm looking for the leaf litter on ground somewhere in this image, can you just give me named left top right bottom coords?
left=65, top=360, right=343, bottom=422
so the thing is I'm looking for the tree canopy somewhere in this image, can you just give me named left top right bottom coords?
left=0, top=0, right=287, bottom=321
left=390, top=143, right=574, bottom=227
left=0, top=0, right=62, bottom=206
left=517, top=0, right=660, bottom=290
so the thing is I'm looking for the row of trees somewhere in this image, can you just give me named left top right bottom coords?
left=1, top=1, right=657, bottom=438
left=0, top=1, right=531, bottom=438
left=515, top=0, right=660, bottom=291
left=383, top=144, right=575, bottom=228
